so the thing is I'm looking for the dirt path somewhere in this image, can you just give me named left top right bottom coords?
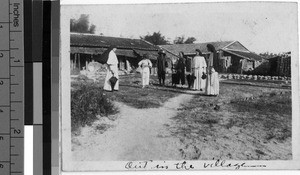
left=72, top=94, right=194, bottom=161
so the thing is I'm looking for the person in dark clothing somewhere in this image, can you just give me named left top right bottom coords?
left=206, top=44, right=220, bottom=72
left=157, top=50, right=167, bottom=86
left=176, top=51, right=186, bottom=87
left=186, top=74, right=196, bottom=89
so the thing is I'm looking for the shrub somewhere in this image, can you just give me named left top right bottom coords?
left=71, top=83, right=118, bottom=134
left=77, top=74, right=89, bottom=81
left=71, top=68, right=80, bottom=75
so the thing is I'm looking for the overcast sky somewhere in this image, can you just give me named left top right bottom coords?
left=66, top=2, right=297, bottom=54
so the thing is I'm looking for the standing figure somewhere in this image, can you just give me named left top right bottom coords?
left=205, top=44, right=219, bottom=96
left=185, top=56, right=194, bottom=89
left=103, top=45, right=119, bottom=92
left=176, top=52, right=186, bottom=88
left=192, top=49, right=207, bottom=91
left=157, top=50, right=167, bottom=86
left=138, top=54, right=152, bottom=88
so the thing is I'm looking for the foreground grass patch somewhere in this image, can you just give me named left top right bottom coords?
left=105, top=74, right=179, bottom=109
left=71, top=82, right=118, bottom=135
left=168, top=83, right=292, bottom=160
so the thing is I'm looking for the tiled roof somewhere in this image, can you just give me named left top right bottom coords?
left=71, top=33, right=159, bottom=51
left=159, top=41, right=234, bottom=55
left=223, top=50, right=264, bottom=61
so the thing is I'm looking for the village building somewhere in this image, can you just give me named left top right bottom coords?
left=70, top=33, right=161, bottom=74
left=159, top=41, right=265, bottom=74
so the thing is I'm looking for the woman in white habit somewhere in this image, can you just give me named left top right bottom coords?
left=192, top=49, right=207, bottom=91
left=205, top=44, right=220, bottom=96
left=103, top=45, right=119, bottom=91
left=138, top=53, right=152, bottom=88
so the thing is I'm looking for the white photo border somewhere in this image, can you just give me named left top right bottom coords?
left=60, top=0, right=300, bottom=173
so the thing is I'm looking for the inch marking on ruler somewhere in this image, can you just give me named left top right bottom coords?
left=0, top=0, right=24, bottom=175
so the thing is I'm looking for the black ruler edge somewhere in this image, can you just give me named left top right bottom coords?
left=43, top=1, right=52, bottom=175
left=32, top=0, right=43, bottom=63
left=24, top=0, right=33, bottom=125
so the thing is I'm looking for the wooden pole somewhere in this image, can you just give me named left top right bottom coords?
left=70, top=54, right=73, bottom=70
left=73, top=54, right=76, bottom=69
left=78, top=54, right=81, bottom=70
left=86, top=59, right=88, bottom=70
left=74, top=53, right=77, bottom=69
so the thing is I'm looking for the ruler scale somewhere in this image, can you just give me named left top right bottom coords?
left=0, top=0, right=24, bottom=175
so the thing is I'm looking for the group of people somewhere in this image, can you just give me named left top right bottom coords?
left=102, top=44, right=219, bottom=96
left=152, top=44, right=219, bottom=96
left=102, top=45, right=153, bottom=91
left=185, top=44, right=219, bottom=96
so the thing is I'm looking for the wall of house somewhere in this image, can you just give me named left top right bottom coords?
left=222, top=52, right=257, bottom=73
left=237, top=59, right=256, bottom=73
left=219, top=56, right=231, bottom=73
left=71, top=52, right=140, bottom=73
left=223, top=52, right=242, bottom=73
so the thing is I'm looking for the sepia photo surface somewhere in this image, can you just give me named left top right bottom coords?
left=60, top=1, right=300, bottom=172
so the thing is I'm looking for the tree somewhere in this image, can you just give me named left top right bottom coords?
left=70, top=14, right=96, bottom=34
left=140, top=32, right=170, bottom=45
left=184, top=37, right=196, bottom=44
left=89, top=24, right=96, bottom=34
left=173, top=36, right=185, bottom=44
left=259, top=52, right=279, bottom=59
left=173, top=36, right=196, bottom=44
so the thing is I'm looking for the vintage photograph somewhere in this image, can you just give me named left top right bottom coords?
left=60, top=1, right=299, bottom=171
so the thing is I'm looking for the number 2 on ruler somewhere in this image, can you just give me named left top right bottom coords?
left=14, top=129, right=21, bottom=134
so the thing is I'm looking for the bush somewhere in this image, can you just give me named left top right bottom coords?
left=71, top=83, right=118, bottom=134
left=71, top=68, right=80, bottom=75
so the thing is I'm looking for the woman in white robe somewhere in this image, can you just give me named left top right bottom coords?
left=103, top=46, right=119, bottom=91
left=192, top=49, right=207, bottom=91
left=205, top=44, right=219, bottom=96
left=138, top=54, right=152, bottom=88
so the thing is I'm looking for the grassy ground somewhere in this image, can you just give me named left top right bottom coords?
left=71, top=73, right=292, bottom=160
left=71, top=73, right=181, bottom=135
left=166, top=82, right=292, bottom=160
left=97, top=73, right=180, bottom=109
